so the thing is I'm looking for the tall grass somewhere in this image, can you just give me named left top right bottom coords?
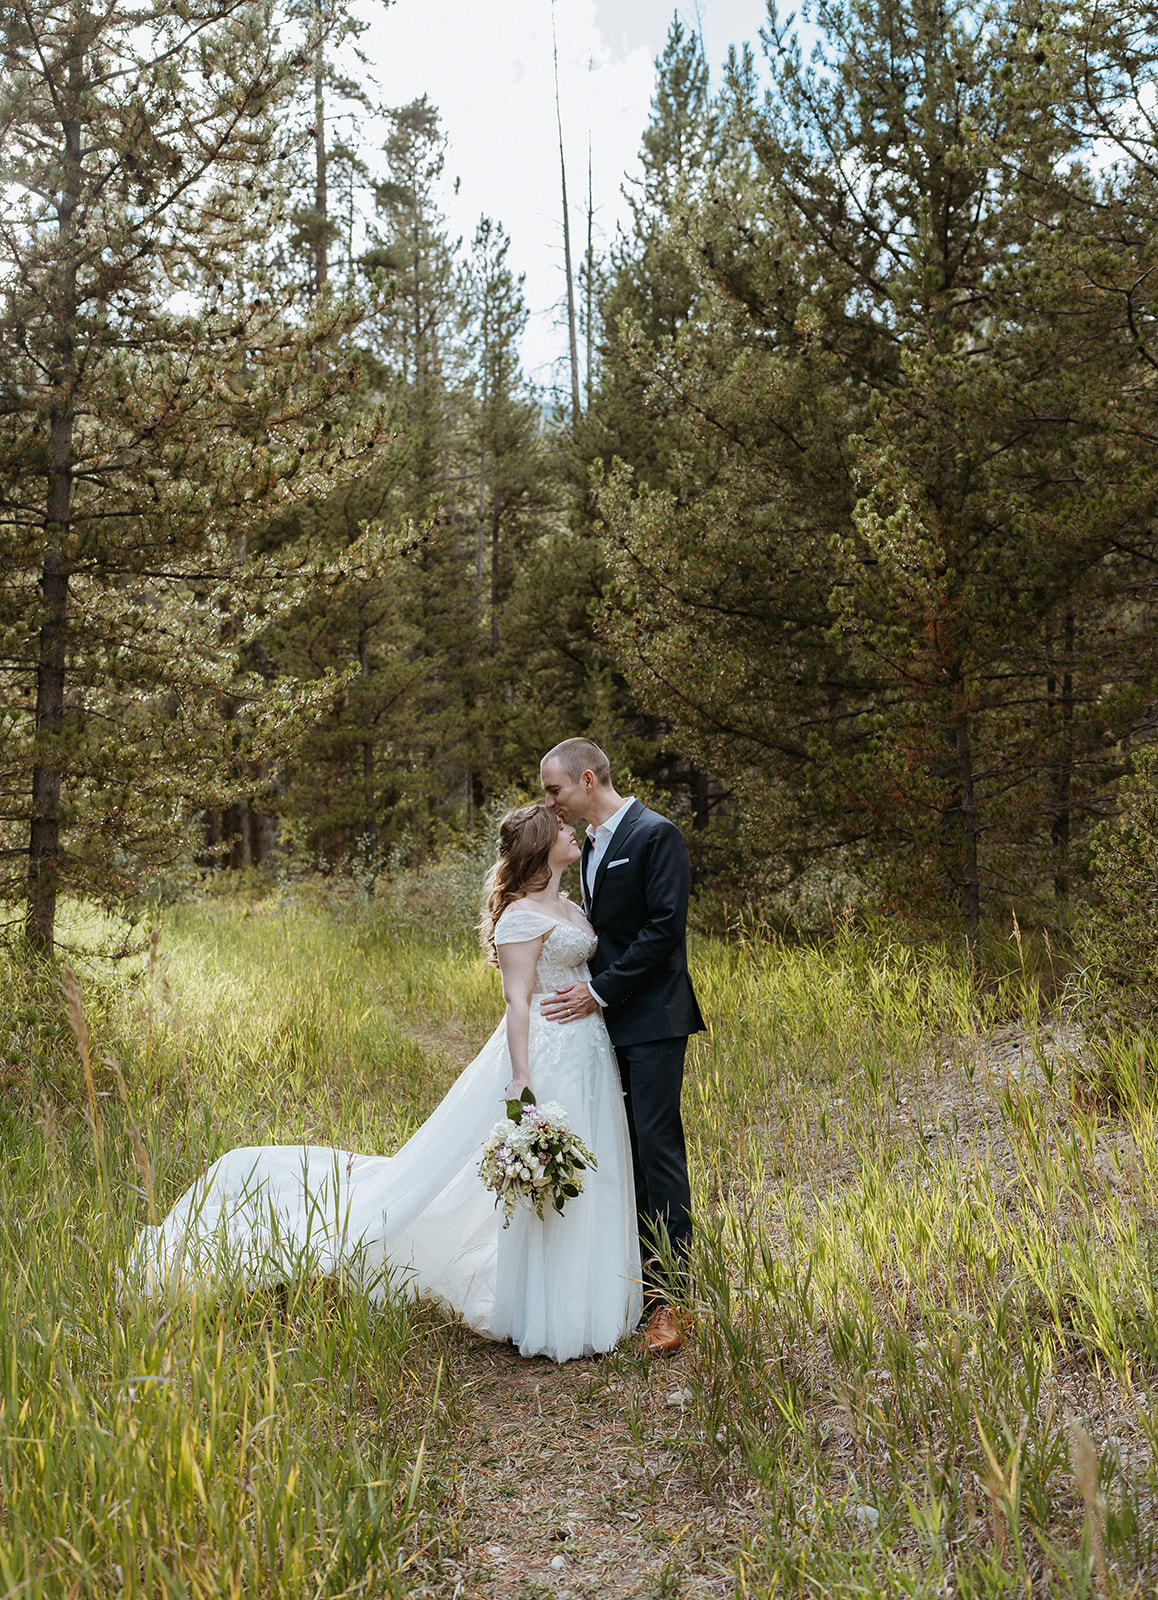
left=676, top=934, right=1158, bottom=1596
left=1, top=894, right=1154, bottom=1595
left=0, top=900, right=476, bottom=1597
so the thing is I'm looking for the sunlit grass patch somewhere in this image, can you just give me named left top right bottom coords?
left=0, top=1103, right=464, bottom=1596
left=0, top=901, right=490, bottom=1597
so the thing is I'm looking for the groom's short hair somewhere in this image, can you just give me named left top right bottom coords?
left=542, top=738, right=611, bottom=787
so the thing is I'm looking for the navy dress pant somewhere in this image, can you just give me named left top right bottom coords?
left=614, top=1035, right=692, bottom=1297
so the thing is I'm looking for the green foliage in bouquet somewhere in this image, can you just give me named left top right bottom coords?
left=478, top=1089, right=596, bottom=1226
left=506, top=1084, right=537, bottom=1123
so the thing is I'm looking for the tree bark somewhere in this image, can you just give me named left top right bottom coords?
left=490, top=490, right=502, bottom=650
left=585, top=140, right=594, bottom=412
left=953, top=672, right=980, bottom=937
left=552, top=4, right=581, bottom=427
left=1050, top=609, right=1075, bottom=899
left=28, top=541, right=69, bottom=956
left=28, top=48, right=82, bottom=957
left=691, top=766, right=710, bottom=831
left=359, top=632, right=377, bottom=851
left=476, top=447, right=487, bottom=622
left=314, top=12, right=328, bottom=297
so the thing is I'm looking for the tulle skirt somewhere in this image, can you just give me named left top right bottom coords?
left=129, top=1001, right=643, bottom=1362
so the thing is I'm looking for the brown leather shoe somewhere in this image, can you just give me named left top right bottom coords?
left=640, top=1303, right=682, bottom=1356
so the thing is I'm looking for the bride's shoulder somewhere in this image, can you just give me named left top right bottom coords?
left=494, top=898, right=553, bottom=944
left=501, top=895, right=550, bottom=914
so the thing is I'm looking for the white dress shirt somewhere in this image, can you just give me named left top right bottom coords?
left=583, top=797, right=635, bottom=1008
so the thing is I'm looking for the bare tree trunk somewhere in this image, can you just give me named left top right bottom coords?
left=28, top=53, right=83, bottom=958
left=239, top=799, right=253, bottom=869
left=226, top=802, right=241, bottom=869
left=476, top=447, right=487, bottom=623
left=359, top=632, right=377, bottom=852
left=314, top=12, right=327, bottom=297
left=552, top=3, right=581, bottom=427
left=953, top=670, right=980, bottom=938
left=28, top=540, right=69, bottom=957
left=490, top=490, right=502, bottom=650
left=253, top=769, right=276, bottom=868
left=585, top=139, right=594, bottom=411
left=1046, top=609, right=1075, bottom=900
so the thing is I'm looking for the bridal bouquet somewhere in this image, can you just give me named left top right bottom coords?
left=478, top=1088, right=597, bottom=1227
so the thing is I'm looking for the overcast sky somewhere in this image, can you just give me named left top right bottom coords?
left=354, top=0, right=774, bottom=393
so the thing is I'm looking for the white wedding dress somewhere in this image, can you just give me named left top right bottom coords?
left=130, top=904, right=643, bottom=1362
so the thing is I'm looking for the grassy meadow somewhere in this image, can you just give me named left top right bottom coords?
left=1, top=887, right=1156, bottom=1596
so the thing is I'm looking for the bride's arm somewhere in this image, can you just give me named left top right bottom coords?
left=496, top=937, right=541, bottom=1098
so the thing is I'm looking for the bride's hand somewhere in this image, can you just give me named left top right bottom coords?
left=505, top=1076, right=532, bottom=1101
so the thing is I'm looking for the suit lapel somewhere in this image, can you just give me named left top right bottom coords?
left=590, top=800, right=644, bottom=906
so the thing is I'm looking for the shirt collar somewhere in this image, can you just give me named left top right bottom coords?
left=586, top=796, right=636, bottom=842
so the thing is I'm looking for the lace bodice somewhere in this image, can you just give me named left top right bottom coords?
left=494, top=903, right=597, bottom=992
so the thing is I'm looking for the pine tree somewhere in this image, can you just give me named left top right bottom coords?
left=459, top=218, right=564, bottom=802
left=578, top=16, right=717, bottom=490
left=257, top=114, right=560, bottom=858
left=0, top=0, right=389, bottom=954
left=463, top=218, right=540, bottom=651
left=280, top=0, right=379, bottom=297
left=363, top=98, right=484, bottom=826
left=599, top=0, right=1157, bottom=928
left=528, top=19, right=727, bottom=818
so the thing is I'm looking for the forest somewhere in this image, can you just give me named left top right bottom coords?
left=9, top=6, right=1158, bottom=1596
left=5, top=0, right=1158, bottom=959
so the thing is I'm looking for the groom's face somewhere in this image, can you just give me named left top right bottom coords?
left=540, top=758, right=588, bottom=826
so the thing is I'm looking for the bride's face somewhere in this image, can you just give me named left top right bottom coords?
left=549, top=821, right=581, bottom=871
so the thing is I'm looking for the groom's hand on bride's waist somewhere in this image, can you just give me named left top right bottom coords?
left=541, top=982, right=599, bottom=1024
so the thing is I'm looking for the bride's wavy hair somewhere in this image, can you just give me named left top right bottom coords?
left=479, top=804, right=559, bottom=963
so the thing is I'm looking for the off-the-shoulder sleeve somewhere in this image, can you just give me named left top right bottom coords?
left=494, top=904, right=554, bottom=946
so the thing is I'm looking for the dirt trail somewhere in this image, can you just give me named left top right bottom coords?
left=381, top=1009, right=751, bottom=1598
left=412, top=1336, right=747, bottom=1600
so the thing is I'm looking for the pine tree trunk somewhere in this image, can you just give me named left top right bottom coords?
left=202, top=807, right=222, bottom=865
left=552, top=6, right=581, bottom=426
left=490, top=491, right=502, bottom=650
left=476, top=450, right=487, bottom=620
left=560, top=154, right=580, bottom=425
left=314, top=19, right=327, bottom=296
left=239, top=799, right=253, bottom=869
left=691, top=767, right=710, bottom=831
left=359, top=633, right=377, bottom=850
left=28, top=56, right=82, bottom=958
left=953, top=678, right=980, bottom=937
left=28, top=539, right=69, bottom=957
left=1050, top=609, right=1075, bottom=899
left=585, top=142, right=594, bottom=411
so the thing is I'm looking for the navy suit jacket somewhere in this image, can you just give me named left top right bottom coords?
left=581, top=800, right=705, bottom=1047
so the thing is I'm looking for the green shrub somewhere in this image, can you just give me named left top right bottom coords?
left=1077, top=744, right=1158, bottom=1032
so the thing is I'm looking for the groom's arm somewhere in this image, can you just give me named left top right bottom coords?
left=588, top=821, right=690, bottom=1011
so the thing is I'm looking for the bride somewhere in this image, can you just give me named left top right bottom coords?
left=130, top=805, right=643, bottom=1362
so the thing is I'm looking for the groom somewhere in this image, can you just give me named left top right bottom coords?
left=539, top=737, right=704, bottom=1356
